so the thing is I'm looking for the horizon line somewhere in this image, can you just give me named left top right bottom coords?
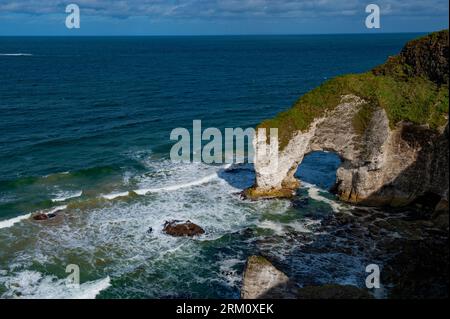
left=0, top=30, right=437, bottom=37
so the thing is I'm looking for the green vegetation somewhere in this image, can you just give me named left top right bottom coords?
left=259, top=30, right=449, bottom=150
left=352, top=103, right=376, bottom=136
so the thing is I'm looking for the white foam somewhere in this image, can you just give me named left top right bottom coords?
left=258, top=219, right=320, bottom=236
left=0, top=53, right=33, bottom=56
left=103, top=163, right=232, bottom=198
left=134, top=171, right=220, bottom=195
left=101, top=191, right=130, bottom=200
left=0, top=159, right=289, bottom=298
left=302, top=182, right=343, bottom=212
left=258, top=220, right=285, bottom=235
left=0, top=213, right=31, bottom=230
left=52, top=190, right=83, bottom=202
left=47, top=205, right=68, bottom=214
left=288, top=219, right=321, bottom=233
left=0, top=271, right=110, bottom=299
left=0, top=205, right=67, bottom=230
left=218, top=258, right=244, bottom=288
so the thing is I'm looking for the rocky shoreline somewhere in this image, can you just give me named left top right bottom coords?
left=239, top=30, right=449, bottom=299
left=240, top=199, right=449, bottom=299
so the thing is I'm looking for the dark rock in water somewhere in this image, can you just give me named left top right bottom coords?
left=296, top=284, right=373, bottom=299
left=163, top=220, right=205, bottom=237
left=33, top=213, right=49, bottom=221
left=33, top=211, right=59, bottom=221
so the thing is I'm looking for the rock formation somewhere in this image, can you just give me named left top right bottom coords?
left=241, top=255, right=292, bottom=299
left=246, top=30, right=449, bottom=208
left=241, top=255, right=373, bottom=299
left=163, top=220, right=205, bottom=237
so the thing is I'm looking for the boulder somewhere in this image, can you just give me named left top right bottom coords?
left=163, top=220, right=205, bottom=237
left=32, top=210, right=60, bottom=221
left=33, top=213, right=49, bottom=221
left=241, top=255, right=295, bottom=299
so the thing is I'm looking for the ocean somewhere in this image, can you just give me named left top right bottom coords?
left=0, top=34, right=421, bottom=298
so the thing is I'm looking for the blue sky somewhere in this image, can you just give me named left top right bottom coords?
left=0, top=0, right=448, bottom=35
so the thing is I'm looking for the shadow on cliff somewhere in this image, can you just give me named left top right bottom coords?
left=340, top=123, right=449, bottom=210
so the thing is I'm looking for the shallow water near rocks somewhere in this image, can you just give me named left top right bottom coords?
left=0, top=150, right=399, bottom=299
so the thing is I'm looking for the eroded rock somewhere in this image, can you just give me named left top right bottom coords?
left=32, top=211, right=59, bottom=221
left=248, top=31, right=449, bottom=208
left=33, top=213, right=49, bottom=221
left=241, top=255, right=293, bottom=299
left=163, top=220, right=205, bottom=237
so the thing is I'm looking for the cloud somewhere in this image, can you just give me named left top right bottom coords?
left=0, top=0, right=448, bottom=19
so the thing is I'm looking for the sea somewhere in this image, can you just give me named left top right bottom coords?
left=0, top=34, right=422, bottom=298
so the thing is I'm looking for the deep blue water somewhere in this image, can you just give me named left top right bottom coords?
left=0, top=34, right=422, bottom=299
left=0, top=34, right=421, bottom=181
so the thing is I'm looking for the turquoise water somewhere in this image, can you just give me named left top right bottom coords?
left=0, top=34, right=420, bottom=298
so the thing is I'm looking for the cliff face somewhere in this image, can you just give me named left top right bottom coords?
left=247, top=30, right=449, bottom=208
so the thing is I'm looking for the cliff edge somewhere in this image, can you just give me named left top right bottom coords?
left=246, top=30, right=449, bottom=209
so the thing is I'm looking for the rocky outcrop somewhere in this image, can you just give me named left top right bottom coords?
left=241, top=255, right=373, bottom=299
left=373, top=29, right=449, bottom=85
left=241, top=256, right=292, bottom=299
left=247, top=30, right=449, bottom=208
left=163, top=220, right=205, bottom=237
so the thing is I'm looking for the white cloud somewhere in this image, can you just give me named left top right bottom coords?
left=0, top=0, right=447, bottom=19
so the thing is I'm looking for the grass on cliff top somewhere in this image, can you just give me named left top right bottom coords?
left=259, top=30, right=449, bottom=150
left=259, top=73, right=448, bottom=150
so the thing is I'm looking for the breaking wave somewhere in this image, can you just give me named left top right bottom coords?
left=0, top=53, right=33, bottom=56
left=0, top=271, right=110, bottom=299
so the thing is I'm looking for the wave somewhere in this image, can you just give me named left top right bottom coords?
left=51, top=190, right=83, bottom=202
left=134, top=171, right=221, bottom=195
left=0, top=205, right=67, bottom=230
left=0, top=157, right=293, bottom=298
left=102, top=191, right=130, bottom=200
left=0, top=53, right=33, bottom=56
left=0, top=213, right=31, bottom=230
left=46, top=205, right=68, bottom=214
left=258, top=219, right=320, bottom=236
left=302, top=182, right=343, bottom=212
left=102, top=163, right=232, bottom=199
left=0, top=271, right=110, bottom=299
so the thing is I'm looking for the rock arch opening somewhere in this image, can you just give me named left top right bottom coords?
left=295, top=151, right=341, bottom=191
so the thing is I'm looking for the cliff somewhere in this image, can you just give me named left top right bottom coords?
left=246, top=30, right=449, bottom=208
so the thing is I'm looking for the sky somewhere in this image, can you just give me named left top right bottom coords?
left=0, top=0, right=448, bottom=35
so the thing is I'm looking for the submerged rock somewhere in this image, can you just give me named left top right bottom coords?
left=163, top=220, right=205, bottom=237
